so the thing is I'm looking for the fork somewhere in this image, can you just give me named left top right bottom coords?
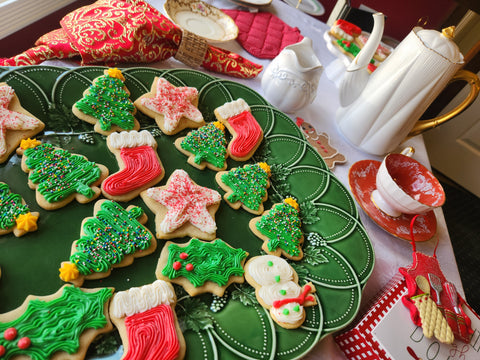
left=428, top=273, right=443, bottom=306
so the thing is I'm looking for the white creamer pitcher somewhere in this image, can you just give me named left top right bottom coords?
left=261, top=37, right=323, bottom=113
left=336, top=13, right=480, bottom=155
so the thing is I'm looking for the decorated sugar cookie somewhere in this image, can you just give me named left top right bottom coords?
left=102, top=130, right=164, bottom=202
left=72, top=68, right=140, bottom=135
left=215, top=162, right=271, bottom=215
left=134, top=77, right=205, bottom=135
left=156, top=238, right=248, bottom=297
left=110, top=280, right=186, bottom=360
left=249, top=198, right=304, bottom=261
left=0, top=285, right=113, bottom=360
left=214, top=98, right=263, bottom=161
left=0, top=83, right=45, bottom=164
left=244, top=255, right=316, bottom=329
left=141, top=169, right=221, bottom=240
left=0, top=182, right=39, bottom=237
left=329, top=19, right=362, bottom=41
left=175, top=121, right=228, bottom=171
left=18, top=141, right=109, bottom=210
left=59, top=199, right=156, bottom=286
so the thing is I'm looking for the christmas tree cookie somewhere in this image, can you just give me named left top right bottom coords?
left=72, top=68, right=140, bottom=136
left=249, top=198, right=304, bottom=261
left=215, top=162, right=271, bottom=215
left=0, top=182, right=39, bottom=237
left=244, top=255, right=316, bottom=329
left=110, top=280, right=186, bottom=360
left=18, top=141, right=109, bottom=210
left=0, top=83, right=45, bottom=164
left=59, top=199, right=156, bottom=286
left=174, top=121, right=228, bottom=171
left=156, top=238, right=248, bottom=297
left=141, top=169, right=221, bottom=241
left=0, top=285, right=113, bottom=360
left=102, top=130, right=164, bottom=202
left=134, top=77, right=205, bottom=135
left=214, top=98, right=263, bottom=161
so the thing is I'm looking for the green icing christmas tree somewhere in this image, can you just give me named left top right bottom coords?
left=180, top=121, right=227, bottom=169
left=74, top=70, right=136, bottom=131
left=220, top=163, right=270, bottom=212
left=256, top=198, right=303, bottom=257
left=24, top=143, right=101, bottom=203
left=162, top=238, right=247, bottom=287
left=65, top=200, right=152, bottom=277
left=0, top=286, right=112, bottom=360
left=0, top=183, right=29, bottom=231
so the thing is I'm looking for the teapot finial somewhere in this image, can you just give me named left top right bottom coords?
left=442, top=26, right=455, bottom=39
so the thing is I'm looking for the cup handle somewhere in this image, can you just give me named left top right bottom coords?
left=407, top=69, right=480, bottom=138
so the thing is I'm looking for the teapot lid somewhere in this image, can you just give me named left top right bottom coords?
left=416, top=26, right=463, bottom=63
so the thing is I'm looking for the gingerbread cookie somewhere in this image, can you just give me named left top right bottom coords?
left=141, top=169, right=221, bottom=240
left=102, top=130, right=164, bottom=202
left=296, top=118, right=346, bottom=169
left=214, top=98, right=263, bottom=161
left=0, top=182, right=39, bottom=237
left=18, top=141, right=108, bottom=210
left=244, top=255, right=316, bottom=329
left=215, top=162, right=271, bottom=215
left=0, top=285, right=113, bottom=360
left=110, top=280, right=186, bottom=360
left=72, top=68, right=140, bottom=136
left=0, top=83, right=45, bottom=164
left=59, top=199, right=156, bottom=286
left=174, top=121, right=228, bottom=171
left=249, top=198, right=304, bottom=261
left=134, top=77, right=205, bottom=135
left=156, top=238, right=248, bottom=297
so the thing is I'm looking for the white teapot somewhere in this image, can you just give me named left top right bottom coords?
left=336, top=13, right=480, bottom=155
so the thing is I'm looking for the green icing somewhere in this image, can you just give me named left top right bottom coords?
left=24, top=143, right=101, bottom=203
left=162, top=238, right=247, bottom=287
left=336, top=39, right=361, bottom=57
left=221, top=164, right=269, bottom=211
left=256, top=202, right=303, bottom=257
left=74, top=74, right=136, bottom=131
left=0, top=183, right=29, bottom=230
left=180, top=123, right=227, bottom=168
left=0, top=286, right=112, bottom=360
left=70, top=200, right=152, bottom=275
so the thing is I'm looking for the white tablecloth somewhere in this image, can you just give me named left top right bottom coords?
left=44, top=1, right=465, bottom=358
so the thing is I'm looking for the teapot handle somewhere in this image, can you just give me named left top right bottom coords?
left=408, top=69, right=480, bottom=137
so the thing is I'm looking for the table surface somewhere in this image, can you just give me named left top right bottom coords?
left=42, top=0, right=464, bottom=359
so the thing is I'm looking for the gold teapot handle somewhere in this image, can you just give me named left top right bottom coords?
left=408, top=69, right=480, bottom=137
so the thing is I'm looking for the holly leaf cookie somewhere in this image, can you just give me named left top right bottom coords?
left=0, top=83, right=45, bottom=164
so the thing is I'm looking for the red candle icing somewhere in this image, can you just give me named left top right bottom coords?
left=227, top=111, right=262, bottom=158
left=272, top=284, right=314, bottom=308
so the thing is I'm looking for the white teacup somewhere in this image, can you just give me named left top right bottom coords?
left=371, top=147, right=446, bottom=217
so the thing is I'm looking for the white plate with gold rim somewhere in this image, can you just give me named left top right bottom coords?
left=164, top=0, right=238, bottom=43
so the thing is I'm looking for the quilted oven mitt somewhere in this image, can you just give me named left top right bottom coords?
left=222, top=9, right=303, bottom=59
left=0, top=0, right=262, bottom=79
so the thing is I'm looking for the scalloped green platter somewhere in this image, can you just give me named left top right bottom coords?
left=0, top=66, right=374, bottom=360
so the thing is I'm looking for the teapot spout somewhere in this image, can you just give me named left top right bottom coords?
left=339, top=12, right=385, bottom=107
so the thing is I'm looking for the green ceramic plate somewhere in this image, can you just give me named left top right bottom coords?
left=0, top=66, right=374, bottom=360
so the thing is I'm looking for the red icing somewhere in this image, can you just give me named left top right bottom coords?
left=272, top=284, right=314, bottom=308
left=185, top=263, right=194, bottom=272
left=0, top=345, right=5, bottom=356
left=103, top=145, right=162, bottom=196
left=179, top=252, right=188, bottom=260
left=17, top=337, right=31, bottom=350
left=4, top=328, right=17, bottom=341
left=173, top=261, right=181, bottom=271
left=227, top=111, right=262, bottom=159
left=335, top=19, right=362, bottom=36
left=124, top=304, right=180, bottom=360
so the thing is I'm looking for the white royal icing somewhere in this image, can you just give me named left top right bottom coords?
left=108, top=130, right=157, bottom=149
left=246, top=255, right=294, bottom=286
left=272, top=302, right=304, bottom=324
left=258, top=281, right=300, bottom=307
left=215, top=98, right=250, bottom=119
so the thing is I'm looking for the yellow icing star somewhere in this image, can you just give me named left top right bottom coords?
left=59, top=262, right=80, bottom=282
left=258, top=162, right=271, bottom=176
left=15, top=212, right=38, bottom=232
left=284, top=197, right=299, bottom=211
left=107, top=68, right=125, bottom=81
left=213, top=121, right=225, bottom=131
left=20, top=138, right=41, bottom=150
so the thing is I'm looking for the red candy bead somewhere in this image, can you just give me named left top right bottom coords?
left=179, top=252, right=188, bottom=260
left=18, top=337, right=31, bottom=349
left=0, top=345, right=5, bottom=356
left=173, top=261, right=182, bottom=271
left=185, top=263, right=194, bottom=271
left=4, top=328, right=17, bottom=341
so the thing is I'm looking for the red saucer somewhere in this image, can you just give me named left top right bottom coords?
left=348, top=160, right=437, bottom=242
